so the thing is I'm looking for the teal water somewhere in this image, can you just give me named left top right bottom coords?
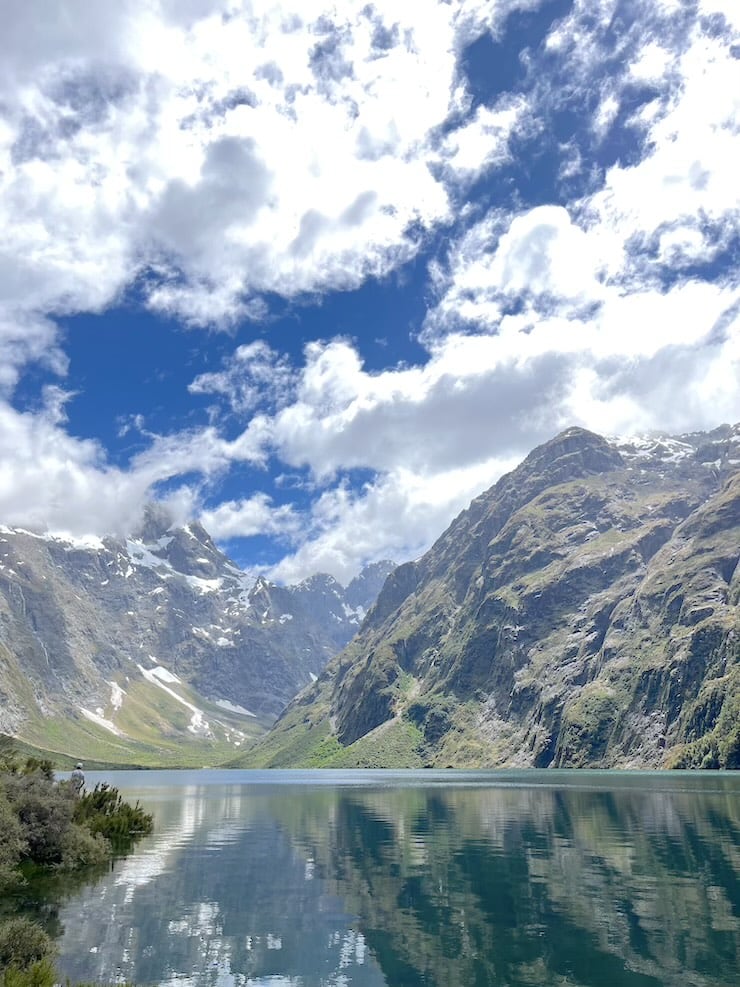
left=43, top=770, right=740, bottom=986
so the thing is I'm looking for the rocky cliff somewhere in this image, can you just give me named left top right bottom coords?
left=242, top=425, right=740, bottom=769
left=0, top=507, right=393, bottom=765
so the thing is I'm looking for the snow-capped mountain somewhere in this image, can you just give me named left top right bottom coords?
left=0, top=506, right=394, bottom=764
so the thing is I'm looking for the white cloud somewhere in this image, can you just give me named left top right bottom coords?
left=200, top=493, right=300, bottom=541
left=0, top=0, right=531, bottom=354
left=0, top=0, right=738, bottom=586
left=188, top=340, right=294, bottom=416
left=267, top=334, right=569, bottom=482
left=438, top=97, right=527, bottom=179
left=629, top=42, right=673, bottom=83
left=421, top=3, right=740, bottom=459
left=0, top=0, right=530, bottom=563
left=586, top=35, right=740, bottom=274
left=0, top=395, right=151, bottom=537
left=485, top=204, right=607, bottom=300
left=0, top=379, right=270, bottom=541
left=267, top=456, right=518, bottom=586
left=424, top=202, right=739, bottom=438
left=698, top=0, right=740, bottom=32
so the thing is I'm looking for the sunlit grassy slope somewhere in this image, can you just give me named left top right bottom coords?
left=14, top=674, right=271, bottom=769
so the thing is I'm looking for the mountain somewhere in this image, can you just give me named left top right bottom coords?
left=0, top=507, right=394, bottom=765
left=239, top=425, right=740, bottom=770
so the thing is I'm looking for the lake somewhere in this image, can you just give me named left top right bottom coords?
left=40, top=769, right=740, bottom=986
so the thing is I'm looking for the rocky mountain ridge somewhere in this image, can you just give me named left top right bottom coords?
left=0, top=508, right=393, bottom=764
left=242, top=424, right=740, bottom=769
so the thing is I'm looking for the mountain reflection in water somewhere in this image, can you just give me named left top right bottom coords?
left=44, top=770, right=739, bottom=987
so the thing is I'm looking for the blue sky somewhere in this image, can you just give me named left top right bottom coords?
left=1, top=0, right=738, bottom=584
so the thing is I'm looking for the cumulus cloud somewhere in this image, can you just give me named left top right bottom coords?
left=266, top=456, right=520, bottom=586
left=0, top=0, right=529, bottom=352
left=422, top=1, right=739, bottom=450
left=0, top=0, right=737, bottom=584
left=0, top=396, right=151, bottom=538
left=188, top=340, right=295, bottom=417
left=266, top=336, right=566, bottom=480
left=438, top=96, right=528, bottom=181
left=0, top=0, right=530, bottom=561
left=200, top=493, right=300, bottom=541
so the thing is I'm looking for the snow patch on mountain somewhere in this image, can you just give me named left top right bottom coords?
left=126, top=539, right=174, bottom=574
left=188, top=711, right=209, bottom=735
left=109, top=681, right=125, bottom=710
left=214, top=699, right=256, bottom=717
left=614, top=435, right=695, bottom=463
left=183, top=574, right=223, bottom=594
left=80, top=707, right=125, bottom=736
left=147, top=665, right=180, bottom=684
left=138, top=663, right=212, bottom=737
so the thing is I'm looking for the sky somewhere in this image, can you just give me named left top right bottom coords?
left=0, top=0, right=738, bottom=585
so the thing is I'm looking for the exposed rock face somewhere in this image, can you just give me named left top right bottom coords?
left=0, top=510, right=394, bottom=759
left=250, top=425, right=739, bottom=769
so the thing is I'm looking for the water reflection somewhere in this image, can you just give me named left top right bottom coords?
left=45, top=771, right=739, bottom=987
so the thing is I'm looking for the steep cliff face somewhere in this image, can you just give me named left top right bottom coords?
left=244, top=425, right=739, bottom=769
left=0, top=510, right=393, bottom=764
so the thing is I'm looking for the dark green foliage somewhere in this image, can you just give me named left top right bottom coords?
left=556, top=690, right=620, bottom=767
left=667, top=665, right=740, bottom=769
left=57, top=824, right=109, bottom=871
left=3, top=773, right=75, bottom=866
left=0, top=746, right=152, bottom=987
left=0, top=747, right=153, bottom=884
left=0, top=920, right=55, bottom=972
left=0, top=958, right=56, bottom=987
left=0, top=738, right=19, bottom=775
left=0, top=793, right=26, bottom=889
left=406, top=694, right=456, bottom=744
left=0, top=917, right=56, bottom=987
left=73, top=784, right=153, bottom=843
left=19, top=761, right=54, bottom=782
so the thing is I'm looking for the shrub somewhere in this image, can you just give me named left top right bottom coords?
left=19, top=761, right=54, bottom=783
left=3, top=774, right=74, bottom=866
left=0, top=793, right=26, bottom=889
left=73, top=784, right=153, bottom=844
left=0, top=738, right=19, bottom=775
left=58, top=824, right=109, bottom=872
left=0, top=919, right=55, bottom=972
left=0, top=958, right=56, bottom=987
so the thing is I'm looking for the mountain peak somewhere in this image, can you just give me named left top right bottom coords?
left=251, top=424, right=739, bottom=770
left=132, top=504, right=176, bottom=543
left=522, top=427, right=624, bottom=477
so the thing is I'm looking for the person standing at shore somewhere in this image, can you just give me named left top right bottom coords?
left=70, top=762, right=85, bottom=796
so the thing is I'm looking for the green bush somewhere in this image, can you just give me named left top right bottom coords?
left=1, top=750, right=152, bottom=888
left=3, top=774, right=74, bottom=866
left=19, top=761, right=54, bottom=783
left=0, top=745, right=153, bottom=987
left=73, top=784, right=153, bottom=843
left=58, top=824, right=109, bottom=872
left=0, top=919, right=55, bottom=972
left=0, top=958, right=56, bottom=987
left=0, top=738, right=19, bottom=775
left=0, top=793, right=26, bottom=889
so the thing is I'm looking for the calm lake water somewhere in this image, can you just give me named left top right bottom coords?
left=35, top=770, right=740, bottom=986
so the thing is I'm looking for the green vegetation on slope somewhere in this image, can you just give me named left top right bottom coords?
left=11, top=676, right=269, bottom=770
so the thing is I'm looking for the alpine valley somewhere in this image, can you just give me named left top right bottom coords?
left=236, top=425, right=740, bottom=771
left=0, top=505, right=393, bottom=766
left=1, top=425, right=738, bottom=770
